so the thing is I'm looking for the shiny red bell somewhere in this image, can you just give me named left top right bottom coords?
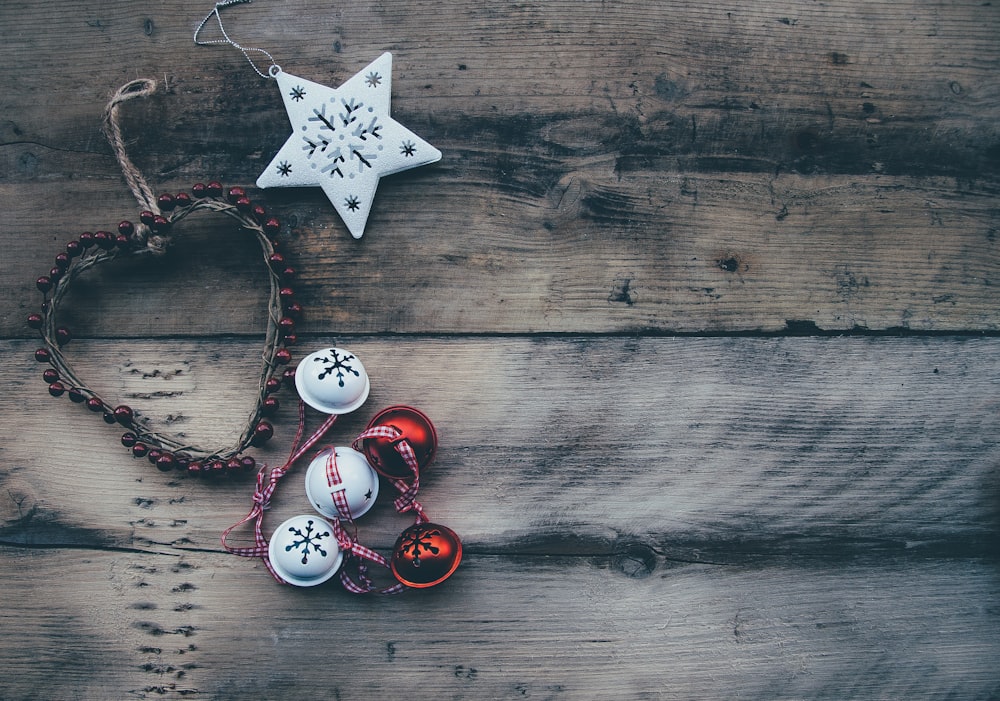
left=390, top=522, right=462, bottom=588
left=361, top=405, right=438, bottom=480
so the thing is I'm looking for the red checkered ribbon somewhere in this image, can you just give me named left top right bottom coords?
left=221, top=402, right=339, bottom=585
left=323, top=449, right=407, bottom=595
left=352, top=426, right=428, bottom=524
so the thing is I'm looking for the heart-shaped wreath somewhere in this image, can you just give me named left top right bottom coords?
left=26, top=80, right=299, bottom=477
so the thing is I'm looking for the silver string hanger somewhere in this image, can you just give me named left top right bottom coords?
left=193, top=0, right=281, bottom=78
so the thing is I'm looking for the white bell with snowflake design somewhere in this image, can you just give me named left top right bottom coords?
left=305, top=447, right=380, bottom=521
left=294, top=346, right=370, bottom=414
left=268, top=514, right=344, bottom=586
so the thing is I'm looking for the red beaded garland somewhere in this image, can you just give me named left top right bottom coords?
left=27, top=183, right=299, bottom=478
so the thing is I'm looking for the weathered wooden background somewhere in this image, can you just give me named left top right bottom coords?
left=2, top=0, right=999, bottom=698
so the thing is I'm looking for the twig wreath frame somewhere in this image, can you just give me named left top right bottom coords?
left=26, top=79, right=300, bottom=476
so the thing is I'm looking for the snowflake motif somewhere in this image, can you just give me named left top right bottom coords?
left=284, top=519, right=330, bottom=565
left=397, top=526, right=442, bottom=568
left=400, top=140, right=417, bottom=157
left=345, top=195, right=361, bottom=211
left=301, top=98, right=383, bottom=179
left=364, top=489, right=373, bottom=500
left=276, top=160, right=293, bottom=177
left=313, top=349, right=361, bottom=387
left=365, top=71, right=382, bottom=87
left=290, top=85, right=307, bottom=101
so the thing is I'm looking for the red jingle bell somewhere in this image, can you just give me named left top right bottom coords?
left=390, top=522, right=462, bottom=588
left=360, top=405, right=438, bottom=480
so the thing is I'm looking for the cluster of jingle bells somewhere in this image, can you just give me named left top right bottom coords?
left=267, top=346, right=462, bottom=590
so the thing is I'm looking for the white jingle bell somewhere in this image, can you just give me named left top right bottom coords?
left=268, top=514, right=343, bottom=587
left=294, top=347, right=370, bottom=414
left=305, top=447, right=380, bottom=521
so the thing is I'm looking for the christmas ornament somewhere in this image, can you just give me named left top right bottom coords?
left=304, top=446, right=380, bottom=520
left=294, top=346, right=371, bottom=414
left=359, top=405, right=438, bottom=480
left=194, top=0, right=441, bottom=239
left=391, top=522, right=463, bottom=588
left=26, top=79, right=302, bottom=476
left=268, top=514, right=344, bottom=586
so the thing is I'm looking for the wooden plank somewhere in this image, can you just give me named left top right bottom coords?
left=3, top=336, right=997, bottom=556
left=2, top=0, right=1000, bottom=698
left=1, top=548, right=997, bottom=699
left=2, top=1, right=999, bottom=334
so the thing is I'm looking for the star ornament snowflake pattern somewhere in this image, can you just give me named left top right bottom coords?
left=256, top=52, right=442, bottom=239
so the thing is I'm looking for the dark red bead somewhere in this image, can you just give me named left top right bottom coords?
left=191, top=182, right=207, bottom=197
left=285, top=302, right=303, bottom=318
left=157, top=193, right=176, bottom=211
left=34, top=348, right=51, bottom=363
left=147, top=448, right=162, bottom=464
left=36, top=276, right=52, bottom=294
left=151, top=215, right=170, bottom=233
left=156, top=453, right=176, bottom=472
left=282, top=333, right=298, bottom=346
left=268, top=252, right=285, bottom=267
left=48, top=381, right=65, bottom=397
left=86, top=397, right=104, bottom=412
left=66, top=240, right=82, bottom=258
left=174, top=192, right=192, bottom=207
left=174, top=456, right=190, bottom=471
left=55, top=327, right=71, bottom=346
left=252, top=204, right=267, bottom=221
left=103, top=411, right=117, bottom=424
left=209, top=459, right=226, bottom=475
left=280, top=266, right=296, bottom=281
left=264, top=217, right=281, bottom=234
left=118, top=220, right=135, bottom=237
left=54, top=252, right=70, bottom=271
left=235, top=196, right=252, bottom=212
left=94, top=231, right=114, bottom=250
left=264, top=377, right=282, bottom=394
left=42, top=368, right=59, bottom=383
left=282, top=368, right=296, bottom=388
left=279, top=286, right=295, bottom=301
left=132, top=442, right=149, bottom=458
left=67, top=388, right=86, bottom=403
left=250, top=421, right=274, bottom=446
left=79, top=231, right=95, bottom=247
left=121, top=432, right=137, bottom=447
left=261, top=396, right=280, bottom=416
left=115, top=233, right=130, bottom=248
left=278, top=317, right=295, bottom=336
left=187, top=460, right=204, bottom=476
left=113, top=405, right=134, bottom=426
left=139, top=210, right=156, bottom=225
left=26, top=313, right=43, bottom=329
left=47, top=267, right=62, bottom=283
left=240, top=456, right=257, bottom=471
left=274, top=348, right=292, bottom=365
left=206, top=181, right=224, bottom=197
left=226, top=457, right=242, bottom=472
left=227, top=186, right=246, bottom=203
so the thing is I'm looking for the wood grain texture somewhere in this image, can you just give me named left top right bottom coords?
left=2, top=1, right=999, bottom=334
left=2, top=0, right=999, bottom=698
left=2, top=337, right=999, bottom=698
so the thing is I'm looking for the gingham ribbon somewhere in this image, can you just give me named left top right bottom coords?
left=324, top=449, right=407, bottom=595
left=352, top=426, right=428, bottom=524
left=221, top=402, right=339, bottom=585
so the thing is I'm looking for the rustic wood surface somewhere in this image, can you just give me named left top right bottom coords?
left=2, top=0, right=999, bottom=699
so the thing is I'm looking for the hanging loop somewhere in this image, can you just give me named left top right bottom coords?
left=193, top=0, right=281, bottom=79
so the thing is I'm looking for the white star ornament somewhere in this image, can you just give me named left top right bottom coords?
left=256, top=52, right=441, bottom=239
